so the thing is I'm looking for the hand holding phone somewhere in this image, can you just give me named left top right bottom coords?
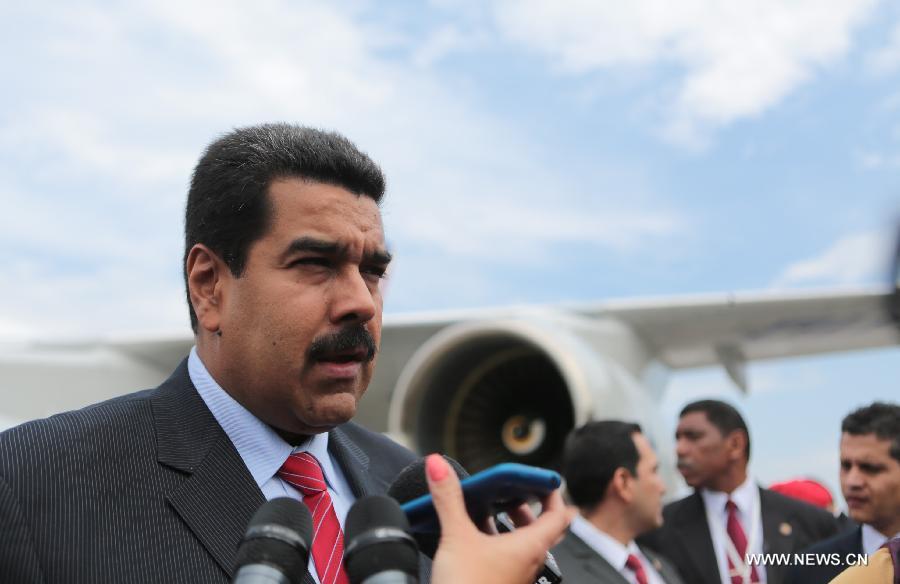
left=400, top=462, right=561, bottom=533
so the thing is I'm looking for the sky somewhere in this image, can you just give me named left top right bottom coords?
left=1, top=0, right=899, bottom=503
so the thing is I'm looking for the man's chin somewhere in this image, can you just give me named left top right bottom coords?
left=301, top=395, right=359, bottom=428
left=677, top=471, right=697, bottom=485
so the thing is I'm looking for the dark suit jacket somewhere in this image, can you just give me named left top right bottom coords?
left=787, top=527, right=863, bottom=584
left=0, top=360, right=422, bottom=583
left=553, top=528, right=685, bottom=584
left=641, top=489, right=838, bottom=584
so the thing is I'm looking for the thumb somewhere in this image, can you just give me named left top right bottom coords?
left=425, top=454, right=475, bottom=537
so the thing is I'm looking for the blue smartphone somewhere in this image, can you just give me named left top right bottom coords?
left=400, top=462, right=561, bottom=532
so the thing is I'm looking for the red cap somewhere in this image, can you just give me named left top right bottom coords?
left=769, top=479, right=833, bottom=509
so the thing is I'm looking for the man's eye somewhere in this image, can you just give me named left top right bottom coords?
left=292, top=257, right=331, bottom=267
left=361, top=266, right=387, bottom=279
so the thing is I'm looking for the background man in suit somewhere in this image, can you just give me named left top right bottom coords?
left=552, top=420, right=684, bottom=584
left=790, top=401, right=900, bottom=584
left=0, top=124, right=421, bottom=583
left=644, top=400, right=838, bottom=584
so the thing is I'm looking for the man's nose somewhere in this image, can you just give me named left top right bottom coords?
left=330, top=267, right=378, bottom=324
left=843, top=467, right=865, bottom=489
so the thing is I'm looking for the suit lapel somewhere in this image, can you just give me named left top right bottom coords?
left=166, top=438, right=266, bottom=578
left=328, top=425, right=377, bottom=497
left=674, top=492, right=721, bottom=584
left=641, top=546, right=681, bottom=584
left=759, top=488, right=794, bottom=584
left=152, top=360, right=266, bottom=579
left=565, top=531, right=631, bottom=583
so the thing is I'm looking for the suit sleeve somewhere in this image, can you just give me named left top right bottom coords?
left=0, top=472, right=45, bottom=583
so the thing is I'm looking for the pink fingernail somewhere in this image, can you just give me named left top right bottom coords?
left=426, top=454, right=448, bottom=481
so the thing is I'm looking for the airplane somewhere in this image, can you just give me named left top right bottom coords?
left=2, top=285, right=898, bottom=491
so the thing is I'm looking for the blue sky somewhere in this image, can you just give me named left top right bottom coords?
left=1, top=0, right=898, bottom=501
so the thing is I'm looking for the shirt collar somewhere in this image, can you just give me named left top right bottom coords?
left=861, top=523, right=900, bottom=555
left=701, top=474, right=758, bottom=517
left=187, top=346, right=334, bottom=489
left=570, top=514, right=641, bottom=572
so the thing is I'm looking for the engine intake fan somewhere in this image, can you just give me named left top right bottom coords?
left=388, top=321, right=584, bottom=473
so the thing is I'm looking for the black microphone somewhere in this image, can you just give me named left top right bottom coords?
left=387, top=457, right=564, bottom=584
left=233, top=497, right=313, bottom=584
left=344, top=495, right=419, bottom=584
left=386, top=456, right=468, bottom=558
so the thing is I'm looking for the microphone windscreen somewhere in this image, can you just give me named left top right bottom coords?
left=234, top=497, right=313, bottom=584
left=344, top=495, right=418, bottom=583
left=387, top=456, right=469, bottom=504
left=345, top=494, right=411, bottom=541
left=386, top=456, right=469, bottom=557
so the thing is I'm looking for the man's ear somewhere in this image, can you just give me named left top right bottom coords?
left=725, top=430, right=747, bottom=462
left=186, top=244, right=228, bottom=335
left=611, top=467, right=634, bottom=503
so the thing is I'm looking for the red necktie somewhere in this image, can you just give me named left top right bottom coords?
left=725, top=499, right=760, bottom=584
left=625, top=553, right=649, bottom=584
left=278, top=452, right=349, bottom=584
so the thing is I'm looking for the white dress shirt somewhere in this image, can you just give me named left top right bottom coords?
left=188, top=347, right=356, bottom=584
left=570, top=515, right=666, bottom=584
left=701, top=477, right=766, bottom=584
left=861, top=523, right=900, bottom=555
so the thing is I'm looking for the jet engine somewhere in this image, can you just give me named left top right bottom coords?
left=387, top=312, right=670, bottom=475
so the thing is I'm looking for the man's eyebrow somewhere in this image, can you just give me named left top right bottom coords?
left=283, top=237, right=392, bottom=264
left=284, top=237, right=340, bottom=256
left=366, top=249, right=393, bottom=265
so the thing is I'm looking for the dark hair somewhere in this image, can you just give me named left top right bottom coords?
left=842, top=402, right=900, bottom=462
left=680, top=399, right=751, bottom=461
left=183, top=123, right=386, bottom=332
left=562, top=421, right=643, bottom=510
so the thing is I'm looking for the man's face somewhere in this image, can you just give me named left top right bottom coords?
left=675, top=411, right=731, bottom=489
left=629, top=432, right=667, bottom=534
left=215, top=178, right=388, bottom=435
left=839, top=432, right=900, bottom=536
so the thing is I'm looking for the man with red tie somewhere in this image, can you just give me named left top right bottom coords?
left=552, top=421, right=685, bottom=584
left=0, top=124, right=422, bottom=583
left=643, top=400, right=838, bottom=584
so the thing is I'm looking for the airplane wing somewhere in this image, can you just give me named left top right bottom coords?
left=1, top=287, right=896, bottom=430
left=572, top=287, right=898, bottom=390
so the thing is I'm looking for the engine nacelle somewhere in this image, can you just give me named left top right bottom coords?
left=388, top=313, right=674, bottom=478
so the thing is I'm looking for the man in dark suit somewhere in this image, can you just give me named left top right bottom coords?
left=553, top=421, right=684, bottom=584
left=790, top=402, right=900, bottom=584
left=643, top=400, right=838, bottom=584
left=0, top=124, right=421, bottom=583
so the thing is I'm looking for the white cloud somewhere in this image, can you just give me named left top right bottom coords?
left=490, top=0, right=876, bottom=145
left=1, top=256, right=189, bottom=341
left=0, top=108, right=195, bottom=185
left=412, top=25, right=485, bottom=68
left=393, top=197, right=683, bottom=260
left=0, top=0, right=686, bottom=339
left=772, top=230, right=893, bottom=288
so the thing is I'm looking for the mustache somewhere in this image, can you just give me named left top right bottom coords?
left=307, top=324, right=377, bottom=362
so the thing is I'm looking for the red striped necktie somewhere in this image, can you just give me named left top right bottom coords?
left=625, top=553, right=649, bottom=584
left=278, top=452, right=349, bottom=584
left=725, top=499, right=760, bottom=584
